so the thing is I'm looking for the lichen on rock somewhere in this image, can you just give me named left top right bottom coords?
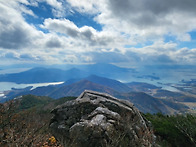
left=50, top=90, right=156, bottom=147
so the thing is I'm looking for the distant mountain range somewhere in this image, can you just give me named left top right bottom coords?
left=0, top=74, right=192, bottom=114
left=0, top=67, right=88, bottom=84
left=0, top=63, right=134, bottom=84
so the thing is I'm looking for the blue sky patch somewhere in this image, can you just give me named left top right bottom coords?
left=66, top=11, right=102, bottom=31
left=24, top=2, right=102, bottom=32
left=164, top=34, right=177, bottom=43
left=24, top=3, right=54, bottom=25
left=189, top=31, right=196, bottom=40
left=178, top=40, right=196, bottom=49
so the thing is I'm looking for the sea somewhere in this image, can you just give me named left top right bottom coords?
left=0, top=68, right=64, bottom=92
left=0, top=67, right=195, bottom=93
left=0, top=81, right=64, bottom=92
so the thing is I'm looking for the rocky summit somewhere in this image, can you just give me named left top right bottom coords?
left=50, top=90, right=156, bottom=147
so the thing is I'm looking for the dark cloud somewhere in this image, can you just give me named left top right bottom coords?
left=107, top=0, right=196, bottom=28
left=0, top=24, right=30, bottom=49
left=0, top=2, right=35, bottom=50
left=148, top=0, right=196, bottom=14
left=81, top=28, right=93, bottom=40
left=66, top=28, right=79, bottom=37
left=152, top=54, right=174, bottom=64
left=109, top=0, right=196, bottom=17
left=45, top=37, right=62, bottom=48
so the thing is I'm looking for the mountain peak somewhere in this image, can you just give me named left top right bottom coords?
left=50, top=90, right=156, bottom=147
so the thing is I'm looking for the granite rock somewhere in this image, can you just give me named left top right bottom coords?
left=50, top=90, right=156, bottom=147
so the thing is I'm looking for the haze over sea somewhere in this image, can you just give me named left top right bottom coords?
left=0, top=65, right=195, bottom=93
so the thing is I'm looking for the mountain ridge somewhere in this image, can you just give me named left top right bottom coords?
left=0, top=63, right=133, bottom=84
left=0, top=75, right=193, bottom=114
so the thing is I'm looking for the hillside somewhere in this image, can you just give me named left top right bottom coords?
left=126, top=82, right=161, bottom=92
left=118, top=92, right=188, bottom=114
left=48, top=80, right=120, bottom=98
left=144, top=113, right=196, bottom=146
left=1, top=94, right=196, bottom=147
left=62, top=75, right=132, bottom=92
left=21, top=79, right=119, bottom=98
left=0, top=95, right=76, bottom=147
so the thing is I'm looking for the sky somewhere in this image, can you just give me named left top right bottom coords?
left=0, top=0, right=196, bottom=68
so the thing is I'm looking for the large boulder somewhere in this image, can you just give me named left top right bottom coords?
left=50, top=90, right=156, bottom=147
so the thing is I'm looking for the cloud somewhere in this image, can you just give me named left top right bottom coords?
left=152, top=54, right=175, bottom=64
left=0, top=50, right=41, bottom=61
left=0, top=1, right=42, bottom=49
left=96, top=0, right=196, bottom=41
left=0, top=24, right=30, bottom=49
left=3, top=52, right=20, bottom=60
left=123, top=42, right=196, bottom=65
left=45, top=0, right=62, bottom=9
left=61, top=51, right=130, bottom=64
left=44, top=0, right=69, bottom=17
left=19, top=53, right=44, bottom=61
left=174, top=48, right=196, bottom=63
left=41, top=18, right=79, bottom=37
left=0, top=0, right=196, bottom=66
left=45, top=36, right=62, bottom=48
left=0, top=4, right=27, bottom=49
left=63, top=54, right=79, bottom=63
left=66, top=0, right=196, bottom=46
left=85, top=51, right=130, bottom=63
left=41, top=18, right=118, bottom=48
left=66, top=0, right=101, bottom=14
